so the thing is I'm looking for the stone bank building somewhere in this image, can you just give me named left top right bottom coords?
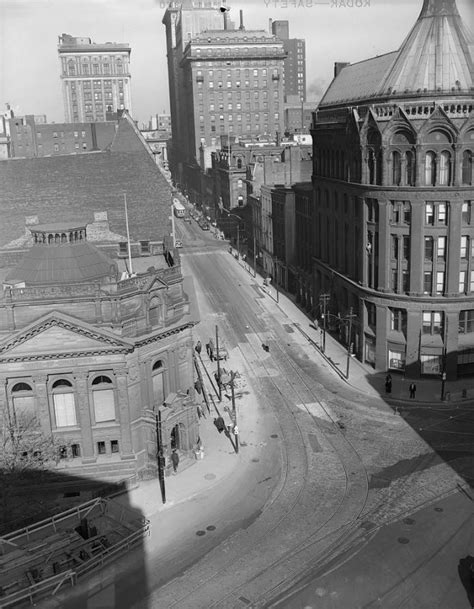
left=0, top=113, right=200, bottom=480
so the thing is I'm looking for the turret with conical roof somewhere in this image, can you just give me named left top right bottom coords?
left=320, top=0, right=474, bottom=107
left=379, top=0, right=474, bottom=97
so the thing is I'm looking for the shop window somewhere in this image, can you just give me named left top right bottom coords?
left=388, top=350, right=405, bottom=371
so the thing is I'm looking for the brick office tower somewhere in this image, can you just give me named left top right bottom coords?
left=58, top=33, right=132, bottom=123
left=270, top=20, right=306, bottom=103
left=163, top=3, right=286, bottom=185
left=311, top=0, right=474, bottom=380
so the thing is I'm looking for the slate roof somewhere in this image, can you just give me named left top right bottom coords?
left=5, top=241, right=117, bottom=286
left=319, top=52, right=398, bottom=107
left=0, top=115, right=173, bottom=249
left=320, top=0, right=474, bottom=107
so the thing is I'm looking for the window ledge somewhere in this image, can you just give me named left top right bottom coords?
left=92, top=422, right=120, bottom=429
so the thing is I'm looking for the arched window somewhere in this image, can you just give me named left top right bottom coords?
left=237, top=158, right=242, bottom=169
left=462, top=150, right=473, bottom=185
left=91, top=375, right=115, bottom=423
left=51, top=379, right=76, bottom=427
left=405, top=151, right=415, bottom=186
left=425, top=151, right=436, bottom=186
left=438, top=151, right=451, bottom=185
left=152, top=359, right=165, bottom=407
left=392, top=151, right=402, bottom=185
left=11, top=382, right=35, bottom=428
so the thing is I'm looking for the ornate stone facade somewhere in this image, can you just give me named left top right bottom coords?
left=311, top=0, right=474, bottom=379
left=0, top=223, right=200, bottom=481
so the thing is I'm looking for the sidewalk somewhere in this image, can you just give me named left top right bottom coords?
left=232, top=251, right=474, bottom=407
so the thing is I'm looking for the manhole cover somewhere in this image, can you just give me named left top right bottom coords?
left=196, top=530, right=206, bottom=536
left=434, top=507, right=444, bottom=512
left=270, top=434, right=278, bottom=438
left=204, top=473, right=216, bottom=480
left=251, top=458, right=260, bottom=462
left=403, top=518, right=415, bottom=525
left=206, top=525, right=216, bottom=531
left=398, top=537, right=410, bottom=544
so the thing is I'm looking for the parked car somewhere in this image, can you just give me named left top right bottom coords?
left=175, top=240, right=183, bottom=248
left=215, top=345, right=228, bottom=361
left=200, top=223, right=210, bottom=231
left=184, top=216, right=192, bottom=223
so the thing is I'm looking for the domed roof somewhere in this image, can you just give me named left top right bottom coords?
left=5, top=224, right=118, bottom=286
left=379, top=0, right=474, bottom=95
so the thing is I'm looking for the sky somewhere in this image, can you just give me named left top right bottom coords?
left=1, top=0, right=472, bottom=127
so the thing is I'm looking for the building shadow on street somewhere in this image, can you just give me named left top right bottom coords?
left=365, top=373, right=474, bottom=491
left=0, top=467, right=148, bottom=609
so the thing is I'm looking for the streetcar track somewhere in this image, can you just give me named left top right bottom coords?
left=178, top=251, right=464, bottom=608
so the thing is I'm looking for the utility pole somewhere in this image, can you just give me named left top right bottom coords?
left=155, top=409, right=166, bottom=504
left=215, top=325, right=222, bottom=401
left=345, top=307, right=357, bottom=379
left=230, top=371, right=239, bottom=454
left=253, top=230, right=257, bottom=277
left=319, top=293, right=330, bottom=353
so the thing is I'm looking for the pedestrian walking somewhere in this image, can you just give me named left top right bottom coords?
left=385, top=374, right=392, bottom=394
left=170, top=449, right=179, bottom=474
left=214, top=416, right=225, bottom=433
left=208, top=338, right=214, bottom=361
left=409, top=382, right=416, bottom=399
left=195, top=340, right=202, bottom=355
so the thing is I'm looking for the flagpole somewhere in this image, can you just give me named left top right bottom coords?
left=124, top=192, right=133, bottom=276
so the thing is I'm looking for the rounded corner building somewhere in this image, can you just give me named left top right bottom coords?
left=311, top=0, right=474, bottom=380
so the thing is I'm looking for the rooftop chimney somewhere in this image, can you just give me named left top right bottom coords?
left=334, top=62, right=350, bottom=78
left=239, top=10, right=245, bottom=30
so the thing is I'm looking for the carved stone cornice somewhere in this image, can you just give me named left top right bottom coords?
left=135, top=322, right=197, bottom=348
left=0, top=347, right=131, bottom=364
left=0, top=315, right=133, bottom=356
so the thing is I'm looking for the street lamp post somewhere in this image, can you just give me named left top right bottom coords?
left=345, top=307, right=357, bottom=380
left=319, top=293, right=330, bottom=353
left=155, top=408, right=166, bottom=504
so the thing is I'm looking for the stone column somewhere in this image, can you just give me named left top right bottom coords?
left=34, top=375, right=54, bottom=437
left=74, top=374, right=96, bottom=463
left=409, top=202, right=424, bottom=295
left=0, top=376, right=7, bottom=435
left=115, top=370, right=134, bottom=459
left=453, top=144, right=462, bottom=187
left=375, top=303, right=389, bottom=371
left=446, top=202, right=460, bottom=296
left=415, top=145, right=423, bottom=187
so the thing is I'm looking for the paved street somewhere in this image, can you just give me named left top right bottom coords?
left=41, top=217, right=474, bottom=609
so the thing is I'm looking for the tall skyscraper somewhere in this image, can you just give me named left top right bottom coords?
left=163, top=3, right=286, bottom=181
left=271, top=20, right=306, bottom=102
left=58, top=33, right=132, bottom=123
